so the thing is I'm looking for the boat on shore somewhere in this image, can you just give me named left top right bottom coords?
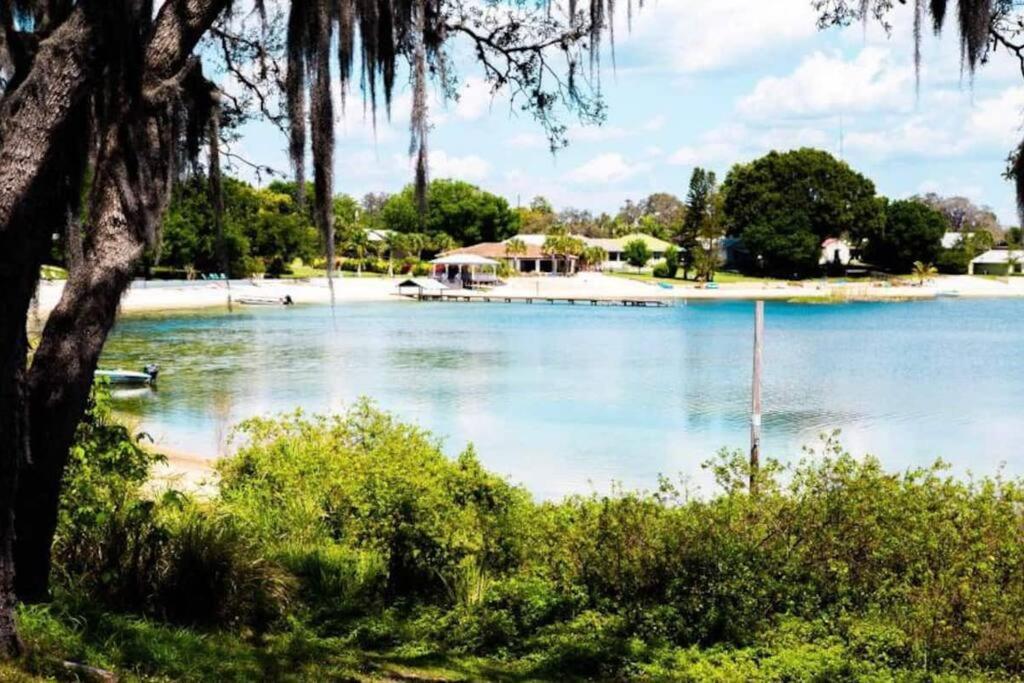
left=96, top=364, right=159, bottom=386
left=236, top=294, right=294, bottom=306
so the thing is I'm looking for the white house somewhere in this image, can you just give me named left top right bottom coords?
left=969, top=249, right=1024, bottom=275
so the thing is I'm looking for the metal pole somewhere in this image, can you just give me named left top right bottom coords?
left=750, top=300, right=764, bottom=494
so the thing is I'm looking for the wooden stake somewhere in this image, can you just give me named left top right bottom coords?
left=750, top=300, right=764, bottom=494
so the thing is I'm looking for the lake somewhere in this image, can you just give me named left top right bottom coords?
left=102, top=298, right=1024, bottom=499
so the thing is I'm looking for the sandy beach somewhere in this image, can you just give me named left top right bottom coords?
left=31, top=272, right=1024, bottom=322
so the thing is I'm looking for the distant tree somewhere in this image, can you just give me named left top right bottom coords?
left=345, top=229, right=369, bottom=276
left=542, top=232, right=585, bottom=274
left=913, top=193, right=1000, bottom=235
left=516, top=196, right=558, bottom=234
left=381, top=179, right=518, bottom=244
left=623, top=239, right=651, bottom=273
left=558, top=207, right=595, bottom=235
left=580, top=245, right=608, bottom=271
left=162, top=176, right=320, bottom=278
left=937, top=231, right=994, bottom=274
left=696, top=191, right=726, bottom=282
left=664, top=245, right=680, bottom=278
left=505, top=238, right=528, bottom=271
left=865, top=200, right=946, bottom=273
left=682, top=168, right=717, bottom=279
left=431, top=233, right=458, bottom=257
left=722, top=149, right=883, bottom=277
left=615, top=193, right=684, bottom=240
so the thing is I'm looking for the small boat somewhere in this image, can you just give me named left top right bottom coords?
left=658, top=282, right=674, bottom=290
left=236, top=295, right=294, bottom=306
left=937, top=290, right=961, bottom=298
left=96, top=364, right=159, bottom=386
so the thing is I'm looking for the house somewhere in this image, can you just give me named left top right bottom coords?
left=441, top=241, right=572, bottom=274
left=494, top=232, right=673, bottom=272
left=819, top=237, right=853, bottom=266
left=593, top=233, right=673, bottom=270
left=969, top=249, right=1024, bottom=275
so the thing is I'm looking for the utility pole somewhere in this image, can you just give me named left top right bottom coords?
left=750, top=300, right=764, bottom=494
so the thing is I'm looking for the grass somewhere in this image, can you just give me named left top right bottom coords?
left=13, top=599, right=529, bottom=682
left=607, top=270, right=788, bottom=286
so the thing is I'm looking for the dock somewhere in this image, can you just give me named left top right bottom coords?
left=411, top=291, right=672, bottom=307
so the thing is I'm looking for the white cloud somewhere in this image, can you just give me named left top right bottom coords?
left=738, top=48, right=912, bottom=119
left=966, top=86, right=1024, bottom=148
left=568, top=124, right=632, bottom=143
left=505, top=132, right=547, bottom=149
left=620, top=0, right=819, bottom=74
left=566, top=153, right=649, bottom=184
left=425, top=150, right=491, bottom=181
left=454, top=77, right=494, bottom=121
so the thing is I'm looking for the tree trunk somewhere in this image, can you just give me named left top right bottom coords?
left=0, top=6, right=98, bottom=235
left=11, top=0, right=229, bottom=602
left=16, top=142, right=151, bottom=601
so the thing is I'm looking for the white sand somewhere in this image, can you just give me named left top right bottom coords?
left=32, top=276, right=403, bottom=319
left=30, top=273, right=1024, bottom=326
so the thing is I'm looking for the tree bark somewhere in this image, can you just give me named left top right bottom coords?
left=16, top=125, right=154, bottom=601
left=11, top=0, right=231, bottom=604
left=0, top=6, right=98, bottom=235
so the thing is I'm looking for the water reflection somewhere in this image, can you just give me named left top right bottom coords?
left=101, top=299, right=1024, bottom=499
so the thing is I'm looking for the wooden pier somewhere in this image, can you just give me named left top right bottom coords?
left=412, top=291, right=672, bottom=307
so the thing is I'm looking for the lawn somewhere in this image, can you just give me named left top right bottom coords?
left=606, top=270, right=787, bottom=286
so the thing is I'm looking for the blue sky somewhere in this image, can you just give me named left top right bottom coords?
left=230, top=1, right=1024, bottom=224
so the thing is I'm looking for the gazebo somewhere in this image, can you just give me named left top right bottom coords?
left=430, top=254, right=500, bottom=288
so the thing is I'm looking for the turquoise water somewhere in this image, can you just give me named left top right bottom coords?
left=102, top=299, right=1024, bottom=498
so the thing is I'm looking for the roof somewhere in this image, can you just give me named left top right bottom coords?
left=444, top=242, right=548, bottom=259
left=505, top=234, right=549, bottom=246
left=586, top=233, right=673, bottom=253
left=366, top=229, right=396, bottom=242
left=942, top=231, right=973, bottom=249
left=396, top=277, right=447, bottom=291
left=971, top=249, right=1024, bottom=265
left=821, top=237, right=850, bottom=248
left=431, top=253, right=501, bottom=266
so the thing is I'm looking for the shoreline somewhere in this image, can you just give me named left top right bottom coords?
left=31, top=272, right=1024, bottom=321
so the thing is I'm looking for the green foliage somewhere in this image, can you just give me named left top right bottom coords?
left=54, top=386, right=292, bottom=632
left=41, top=400, right=1024, bottom=680
left=623, top=238, right=651, bottom=270
left=664, top=245, right=680, bottom=278
left=162, top=176, right=320, bottom=277
left=218, top=402, right=532, bottom=601
left=723, top=148, right=883, bottom=276
left=380, top=179, right=519, bottom=245
left=865, top=199, right=947, bottom=273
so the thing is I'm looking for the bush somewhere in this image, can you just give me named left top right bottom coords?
left=218, top=402, right=533, bottom=601
left=54, top=386, right=292, bottom=632
left=652, top=261, right=671, bottom=278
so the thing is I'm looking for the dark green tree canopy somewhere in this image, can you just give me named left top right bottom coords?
left=864, top=199, right=946, bottom=273
left=722, top=148, right=883, bottom=276
left=380, top=179, right=519, bottom=245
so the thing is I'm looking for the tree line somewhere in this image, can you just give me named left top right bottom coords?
left=135, top=147, right=1008, bottom=281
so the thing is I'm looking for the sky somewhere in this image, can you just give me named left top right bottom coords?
left=230, top=1, right=1024, bottom=225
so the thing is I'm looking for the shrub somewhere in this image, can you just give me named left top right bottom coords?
left=218, top=402, right=534, bottom=601
left=652, top=261, right=670, bottom=278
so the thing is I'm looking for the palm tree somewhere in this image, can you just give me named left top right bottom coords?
left=505, top=238, right=527, bottom=273
left=912, top=261, right=937, bottom=285
left=580, top=245, right=608, bottom=272
left=432, top=233, right=457, bottom=257
left=347, top=230, right=369, bottom=277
